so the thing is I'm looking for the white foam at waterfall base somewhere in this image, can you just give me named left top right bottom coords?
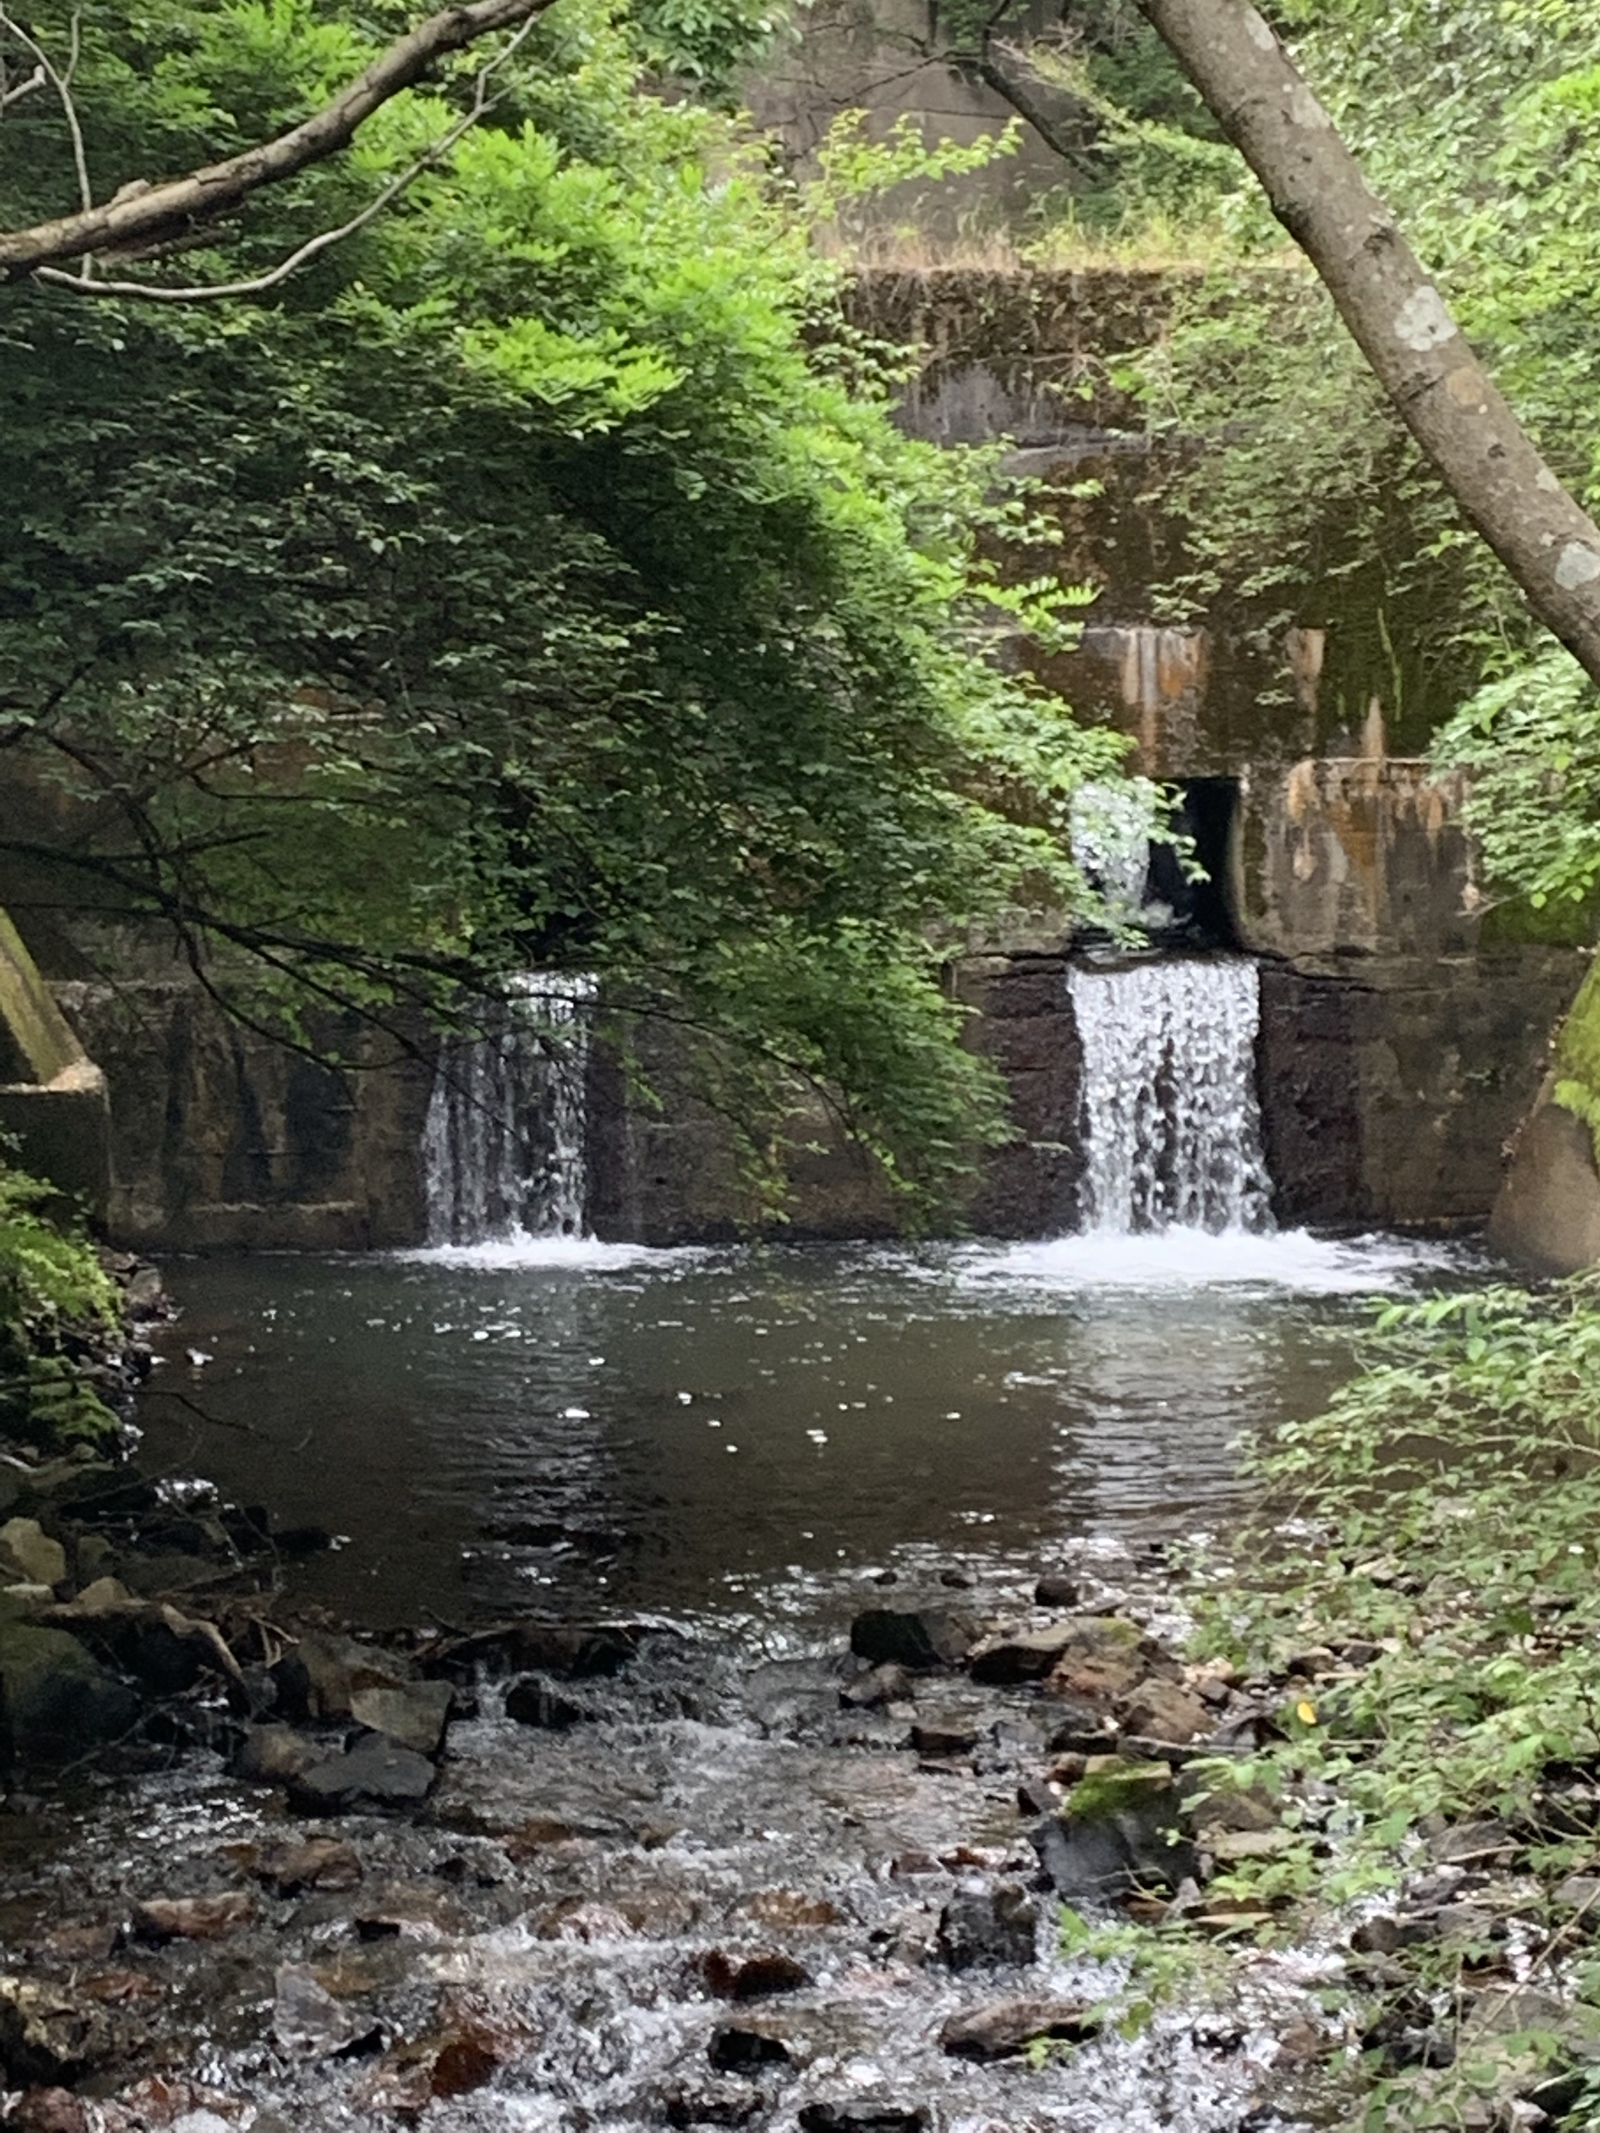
left=1068, top=956, right=1274, bottom=1234
left=961, top=1226, right=1456, bottom=1294
left=419, top=972, right=598, bottom=1249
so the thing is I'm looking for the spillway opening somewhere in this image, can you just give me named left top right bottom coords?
left=1148, top=777, right=1241, bottom=949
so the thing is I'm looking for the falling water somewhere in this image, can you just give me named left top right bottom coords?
left=420, top=974, right=594, bottom=1245
left=1068, top=957, right=1273, bottom=1235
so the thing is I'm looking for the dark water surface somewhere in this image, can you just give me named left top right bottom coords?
left=135, top=1229, right=1466, bottom=1633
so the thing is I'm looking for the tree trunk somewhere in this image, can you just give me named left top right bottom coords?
left=1132, top=0, right=1600, bottom=689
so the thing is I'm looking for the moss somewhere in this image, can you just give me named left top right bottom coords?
left=1479, top=894, right=1600, bottom=950
left=1552, top=960, right=1600, bottom=1165
left=1065, top=1754, right=1174, bottom=1825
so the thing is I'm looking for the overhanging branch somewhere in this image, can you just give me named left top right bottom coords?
left=0, top=0, right=558, bottom=286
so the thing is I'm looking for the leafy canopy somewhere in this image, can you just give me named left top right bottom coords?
left=0, top=0, right=1124, bottom=1212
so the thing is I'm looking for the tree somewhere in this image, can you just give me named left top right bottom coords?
left=0, top=0, right=1123, bottom=1215
left=1126, top=0, right=1600, bottom=691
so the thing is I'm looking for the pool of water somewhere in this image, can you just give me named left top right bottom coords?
left=135, top=1228, right=1469, bottom=1633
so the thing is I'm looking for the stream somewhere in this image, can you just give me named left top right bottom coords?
left=0, top=1229, right=1471, bottom=2133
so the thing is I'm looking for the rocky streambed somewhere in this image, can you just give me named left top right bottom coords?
left=0, top=1522, right=1405, bottom=2133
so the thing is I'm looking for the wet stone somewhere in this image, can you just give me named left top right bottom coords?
left=255, top=1837, right=364, bottom=1897
left=289, top=1734, right=436, bottom=1812
left=2, top=2091, right=90, bottom=2133
left=935, top=1883, right=1037, bottom=1971
left=272, top=1633, right=413, bottom=1726
left=273, top=1965, right=357, bottom=2057
left=349, top=1679, right=454, bottom=1757
left=938, top=1998, right=1100, bottom=2060
left=839, top=1662, right=912, bottom=1710
left=848, top=1609, right=973, bottom=1672
left=131, top=1892, right=255, bottom=1943
left=708, top=2024, right=793, bottom=2074
left=700, top=1951, right=810, bottom=2000
left=234, top=1723, right=321, bottom=1786
left=1119, top=1677, right=1211, bottom=1743
left=0, top=1521, right=66, bottom=1590
left=910, top=1716, right=978, bottom=1758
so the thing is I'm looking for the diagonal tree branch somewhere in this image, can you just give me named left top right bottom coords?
left=32, top=12, right=537, bottom=303
left=0, top=0, right=558, bottom=286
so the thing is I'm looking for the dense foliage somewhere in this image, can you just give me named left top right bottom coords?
left=0, top=0, right=1125, bottom=1212
left=0, top=1158, right=120, bottom=1448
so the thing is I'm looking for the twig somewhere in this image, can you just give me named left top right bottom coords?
left=0, top=0, right=557, bottom=284
left=34, top=14, right=538, bottom=304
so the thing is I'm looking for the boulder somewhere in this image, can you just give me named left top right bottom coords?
left=272, top=1633, right=412, bottom=1725
left=1030, top=1756, right=1195, bottom=1905
left=349, top=1679, right=454, bottom=1757
left=967, top=1624, right=1079, bottom=1686
left=290, top=1734, right=437, bottom=1812
left=0, top=1977, right=110, bottom=2087
left=0, top=1618, right=138, bottom=1765
left=1118, top=1678, right=1212, bottom=1744
left=839, top=1662, right=912, bottom=1709
left=938, top=1998, right=1100, bottom=2060
left=935, top=1883, right=1037, bottom=1971
left=848, top=1609, right=973, bottom=1672
left=911, top=1715, right=979, bottom=1758
left=234, top=1723, right=322, bottom=1786
left=0, top=1521, right=65, bottom=1589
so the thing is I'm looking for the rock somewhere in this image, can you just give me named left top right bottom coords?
left=349, top=1679, right=454, bottom=1756
left=708, top=2025, right=792, bottom=2073
left=1033, top=1575, right=1079, bottom=1609
left=255, top=1837, right=364, bottom=1896
left=938, top=1998, right=1100, bottom=2060
left=2, top=2090, right=89, bottom=2133
left=799, top=2108, right=928, bottom=2132
left=663, top=2078, right=770, bottom=2126
left=0, top=1620, right=139, bottom=1765
left=1118, top=1678, right=1211, bottom=1744
left=0, top=1976, right=108, bottom=2086
left=289, top=1735, right=437, bottom=1812
left=354, top=2023, right=506, bottom=2110
left=1554, top=1874, right=1600, bottom=1924
left=700, top=1952, right=810, bottom=2000
left=848, top=1609, right=972, bottom=1672
left=1031, top=1757, right=1195, bottom=1904
left=967, top=1623, right=1080, bottom=1686
left=0, top=1522, right=65, bottom=1589
left=910, top=1716, right=978, bottom=1758
left=736, top=1891, right=843, bottom=1930
left=1427, top=1818, right=1515, bottom=1866
left=503, top=1677, right=586, bottom=1729
left=1044, top=1700, right=1118, bottom=1756
left=272, top=1633, right=412, bottom=1725
left=839, top=1663, right=912, bottom=1709
left=935, top=1883, right=1037, bottom=1971
left=131, top=1892, right=255, bottom=1942
left=234, top=1723, right=321, bottom=1785
left=272, top=1965, right=357, bottom=2057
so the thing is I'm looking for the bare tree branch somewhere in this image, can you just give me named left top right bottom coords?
left=32, top=14, right=537, bottom=303
left=0, top=0, right=557, bottom=286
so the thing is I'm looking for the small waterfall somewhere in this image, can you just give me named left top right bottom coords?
left=1068, top=957, right=1273, bottom=1235
left=420, top=974, right=594, bottom=1246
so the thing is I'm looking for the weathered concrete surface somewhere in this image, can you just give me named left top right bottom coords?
left=0, top=909, right=110, bottom=1215
left=1242, top=760, right=1479, bottom=962
left=53, top=976, right=430, bottom=1251
left=1259, top=952, right=1581, bottom=1231
left=954, top=953, right=1084, bottom=1238
left=1488, top=1073, right=1600, bottom=1275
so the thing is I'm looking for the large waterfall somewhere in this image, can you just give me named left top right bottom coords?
left=420, top=975, right=594, bottom=1247
left=1068, top=957, right=1273, bottom=1235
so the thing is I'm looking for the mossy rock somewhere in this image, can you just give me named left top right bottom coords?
left=0, top=1618, right=139, bottom=1765
left=1065, top=1754, right=1176, bottom=1826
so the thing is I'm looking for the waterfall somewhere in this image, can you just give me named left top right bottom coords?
left=420, top=974, right=594, bottom=1246
left=1068, top=957, right=1273, bottom=1235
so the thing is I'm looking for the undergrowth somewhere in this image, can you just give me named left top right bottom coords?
left=0, top=1158, right=120, bottom=1450
left=1081, top=1275, right=1600, bottom=2128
